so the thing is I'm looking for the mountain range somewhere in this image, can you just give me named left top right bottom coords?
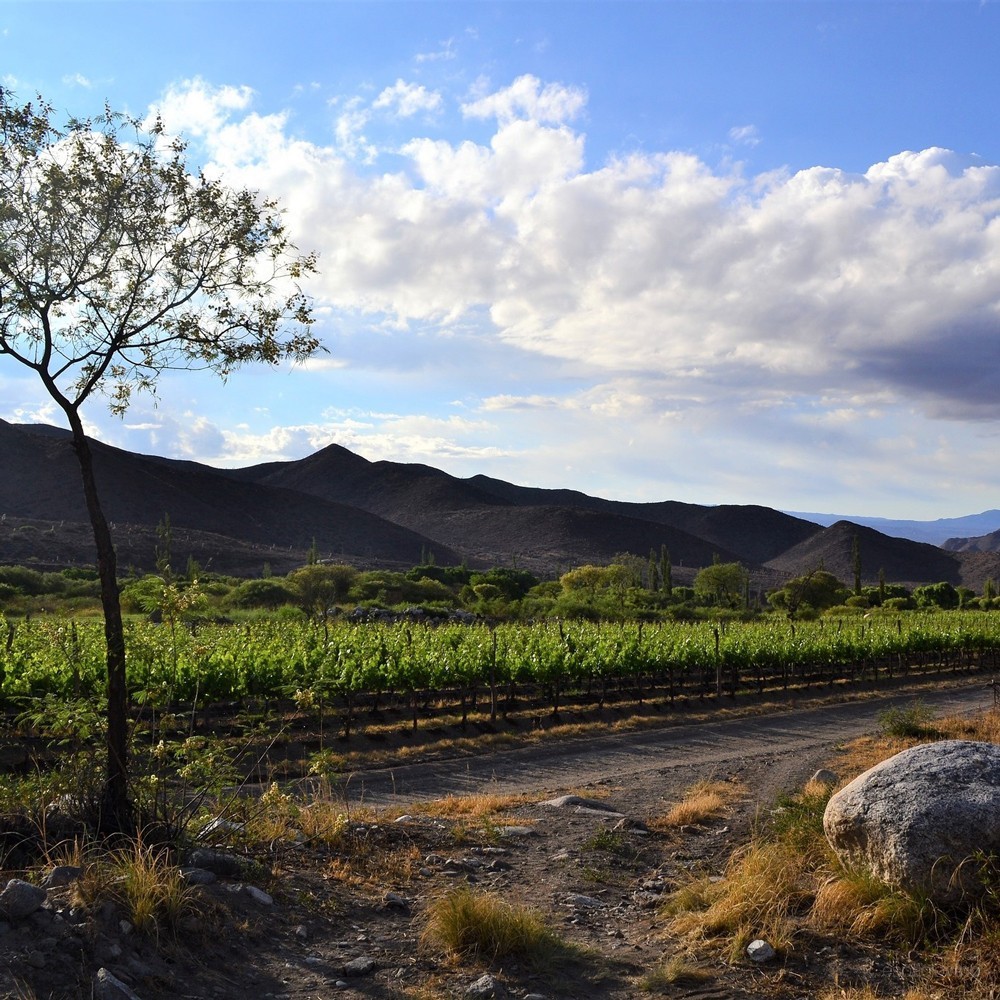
left=3, top=419, right=1000, bottom=590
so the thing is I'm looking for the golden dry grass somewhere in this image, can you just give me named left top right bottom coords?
left=410, top=791, right=532, bottom=821
left=650, top=778, right=743, bottom=831
left=325, top=840, right=423, bottom=890
left=638, top=954, right=713, bottom=992
left=420, top=887, right=558, bottom=963
left=71, top=838, right=198, bottom=936
left=665, top=705, right=1000, bottom=991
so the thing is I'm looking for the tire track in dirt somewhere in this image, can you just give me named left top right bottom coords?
left=334, top=680, right=992, bottom=807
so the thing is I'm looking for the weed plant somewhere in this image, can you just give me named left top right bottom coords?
left=421, top=887, right=558, bottom=964
left=651, top=778, right=741, bottom=830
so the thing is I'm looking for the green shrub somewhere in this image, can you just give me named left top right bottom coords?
left=877, top=701, right=937, bottom=739
left=227, top=578, right=297, bottom=610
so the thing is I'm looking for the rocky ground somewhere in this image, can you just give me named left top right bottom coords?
left=0, top=680, right=990, bottom=1000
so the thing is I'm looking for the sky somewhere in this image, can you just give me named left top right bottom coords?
left=2, top=1, right=1000, bottom=520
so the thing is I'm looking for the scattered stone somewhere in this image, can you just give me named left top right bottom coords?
left=565, top=893, right=605, bottom=909
left=466, top=972, right=506, bottom=997
left=242, top=885, right=273, bottom=906
left=42, top=865, right=83, bottom=889
left=94, top=967, right=143, bottom=1000
left=824, top=740, right=1000, bottom=905
left=498, top=826, right=537, bottom=838
left=199, top=816, right=246, bottom=840
left=0, top=879, right=46, bottom=920
left=295, top=924, right=309, bottom=940
left=179, top=866, right=217, bottom=886
left=186, top=848, right=245, bottom=879
left=382, top=892, right=410, bottom=911
left=747, top=939, right=776, bottom=963
left=541, top=794, right=623, bottom=815
left=633, top=891, right=661, bottom=909
left=811, top=768, right=838, bottom=787
left=344, top=955, right=376, bottom=977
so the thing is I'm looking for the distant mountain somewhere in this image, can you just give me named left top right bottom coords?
left=0, top=420, right=455, bottom=573
left=765, top=521, right=968, bottom=587
left=4, top=419, right=1000, bottom=588
left=942, top=528, right=1000, bottom=554
left=786, top=509, right=1000, bottom=546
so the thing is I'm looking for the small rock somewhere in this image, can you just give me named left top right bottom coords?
left=94, top=967, right=143, bottom=1000
left=186, top=849, right=245, bottom=879
left=747, top=939, right=776, bottom=963
left=811, top=768, right=838, bottom=787
left=565, top=893, right=604, bottom=909
left=179, top=866, right=217, bottom=886
left=0, top=879, right=46, bottom=921
left=382, top=892, right=410, bottom=911
left=295, top=924, right=309, bottom=940
left=466, top=972, right=506, bottom=997
left=541, top=794, right=617, bottom=812
left=26, top=951, right=47, bottom=969
left=42, top=865, right=83, bottom=889
left=498, top=826, right=537, bottom=838
left=344, top=955, right=376, bottom=977
left=198, top=816, right=245, bottom=840
left=242, top=885, right=273, bottom=906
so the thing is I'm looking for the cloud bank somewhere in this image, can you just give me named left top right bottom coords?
left=154, top=76, right=1000, bottom=424
left=29, top=72, right=986, bottom=516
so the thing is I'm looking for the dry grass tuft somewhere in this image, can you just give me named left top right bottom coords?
left=651, top=778, right=743, bottom=830
left=411, top=791, right=531, bottom=821
left=667, top=838, right=808, bottom=959
left=638, top=954, right=713, bottom=992
left=812, top=868, right=936, bottom=944
left=420, top=887, right=558, bottom=964
left=326, top=840, right=422, bottom=890
left=72, top=837, right=199, bottom=936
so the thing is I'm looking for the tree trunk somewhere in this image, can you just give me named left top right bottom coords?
left=67, top=415, right=131, bottom=829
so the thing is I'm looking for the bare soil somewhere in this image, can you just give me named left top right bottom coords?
left=1, top=678, right=990, bottom=1000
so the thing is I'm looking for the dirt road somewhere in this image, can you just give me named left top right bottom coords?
left=335, top=679, right=993, bottom=808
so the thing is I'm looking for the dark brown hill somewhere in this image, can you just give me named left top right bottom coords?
left=4, top=420, right=993, bottom=588
left=0, top=421, right=455, bottom=573
left=467, top=477, right=819, bottom=564
left=230, top=447, right=748, bottom=573
left=764, top=520, right=1000, bottom=590
left=228, top=443, right=511, bottom=522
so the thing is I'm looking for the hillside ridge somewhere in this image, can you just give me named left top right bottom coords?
left=3, top=420, right=999, bottom=587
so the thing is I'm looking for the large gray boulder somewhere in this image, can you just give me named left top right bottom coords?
left=824, top=739, right=1000, bottom=906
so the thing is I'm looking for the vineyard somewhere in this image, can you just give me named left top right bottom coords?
left=3, top=612, right=999, bottom=732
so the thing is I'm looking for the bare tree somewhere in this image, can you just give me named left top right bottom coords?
left=0, top=90, right=319, bottom=827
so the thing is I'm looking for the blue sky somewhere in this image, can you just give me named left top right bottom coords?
left=3, top=1, right=1000, bottom=520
